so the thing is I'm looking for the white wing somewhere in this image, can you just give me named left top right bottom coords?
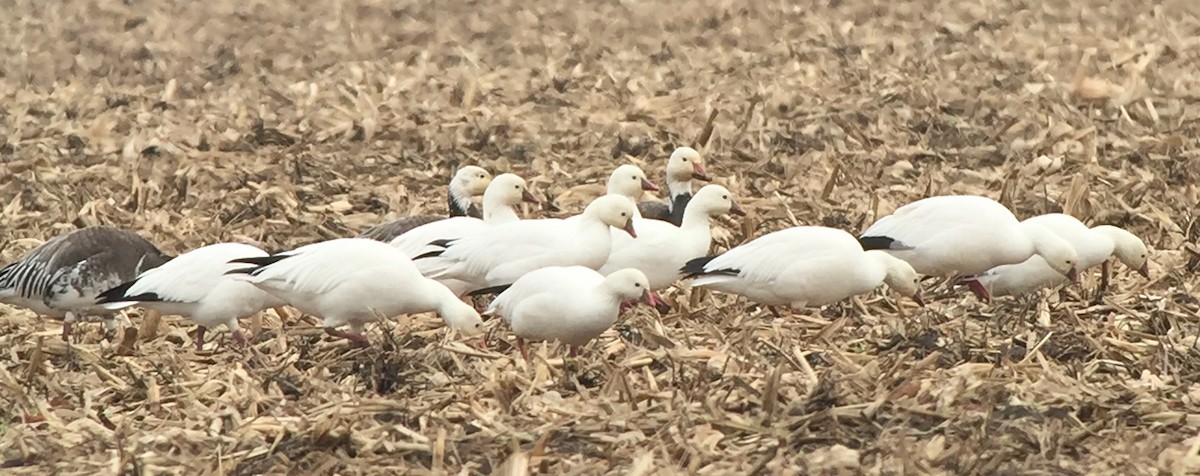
left=108, top=243, right=268, bottom=304
left=695, top=227, right=861, bottom=286
left=389, top=216, right=487, bottom=258
left=861, top=195, right=1015, bottom=248
left=244, top=239, right=419, bottom=295
left=420, top=218, right=573, bottom=282
left=486, top=266, right=601, bottom=322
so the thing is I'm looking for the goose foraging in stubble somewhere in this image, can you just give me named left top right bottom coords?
left=857, top=195, right=1079, bottom=301
left=415, top=194, right=639, bottom=296
left=961, top=214, right=1150, bottom=300
left=485, top=266, right=653, bottom=359
left=682, top=226, right=924, bottom=317
left=96, top=242, right=287, bottom=350
left=0, top=226, right=172, bottom=341
left=228, top=238, right=483, bottom=346
left=359, top=165, right=492, bottom=242
left=638, top=147, right=711, bottom=225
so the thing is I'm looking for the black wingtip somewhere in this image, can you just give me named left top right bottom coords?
left=467, top=284, right=512, bottom=297
left=680, top=256, right=717, bottom=278
left=428, top=238, right=455, bottom=248
left=858, top=236, right=896, bottom=251
left=95, top=280, right=161, bottom=304
left=413, top=249, right=445, bottom=260
left=223, top=254, right=292, bottom=275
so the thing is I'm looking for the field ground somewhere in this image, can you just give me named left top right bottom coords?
left=3, top=0, right=1200, bottom=474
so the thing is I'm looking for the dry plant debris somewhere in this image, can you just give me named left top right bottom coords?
left=2, top=0, right=1200, bottom=474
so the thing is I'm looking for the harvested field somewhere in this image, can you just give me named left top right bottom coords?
left=3, top=0, right=1200, bottom=474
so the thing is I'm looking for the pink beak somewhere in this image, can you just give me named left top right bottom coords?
left=641, top=178, right=659, bottom=192
left=521, top=191, right=540, bottom=204
left=729, top=201, right=746, bottom=217
left=622, top=220, right=637, bottom=238
left=692, top=163, right=711, bottom=182
left=1137, top=262, right=1150, bottom=279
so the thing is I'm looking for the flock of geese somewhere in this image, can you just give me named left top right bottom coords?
left=0, top=147, right=1153, bottom=357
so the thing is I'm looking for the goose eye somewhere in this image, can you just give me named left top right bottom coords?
left=682, top=158, right=689, bottom=162
left=722, top=195, right=728, bottom=200
left=514, top=185, right=519, bottom=189
left=634, top=283, right=641, bottom=288
left=621, top=212, right=627, bottom=217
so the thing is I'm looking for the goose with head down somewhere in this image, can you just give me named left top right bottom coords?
left=682, top=226, right=925, bottom=316
left=228, top=238, right=483, bottom=346
left=96, top=242, right=286, bottom=350
left=857, top=195, right=1079, bottom=301
left=961, top=213, right=1150, bottom=300
left=0, top=226, right=172, bottom=341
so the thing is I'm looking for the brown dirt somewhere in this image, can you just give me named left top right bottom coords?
left=2, top=0, right=1200, bottom=474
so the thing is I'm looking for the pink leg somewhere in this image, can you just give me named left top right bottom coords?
left=568, top=345, right=580, bottom=358
left=232, top=329, right=248, bottom=348
left=325, top=327, right=369, bottom=346
left=195, top=327, right=207, bottom=351
left=61, top=322, right=72, bottom=342
left=768, top=306, right=783, bottom=318
left=515, top=336, right=529, bottom=360
left=965, top=280, right=992, bottom=303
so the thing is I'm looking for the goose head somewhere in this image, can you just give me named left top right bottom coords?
left=687, top=184, right=747, bottom=218
left=873, top=251, right=925, bottom=306
left=604, top=268, right=651, bottom=301
left=607, top=164, right=659, bottom=200
left=1094, top=225, right=1150, bottom=278
left=666, top=147, right=710, bottom=184
left=484, top=173, right=539, bottom=206
left=584, top=195, right=638, bottom=238
left=1022, top=222, right=1079, bottom=282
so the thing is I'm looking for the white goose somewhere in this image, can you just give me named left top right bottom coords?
left=682, top=226, right=924, bottom=316
left=416, top=195, right=638, bottom=295
left=229, top=238, right=483, bottom=345
left=95, top=243, right=287, bottom=350
left=600, top=184, right=745, bottom=292
left=359, top=165, right=492, bottom=242
left=485, top=266, right=652, bottom=358
left=390, top=173, right=538, bottom=259
left=0, top=226, right=172, bottom=340
left=638, top=147, right=711, bottom=225
left=962, top=214, right=1150, bottom=299
left=857, top=195, right=1080, bottom=299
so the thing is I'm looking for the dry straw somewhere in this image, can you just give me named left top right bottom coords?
left=2, top=0, right=1199, bottom=474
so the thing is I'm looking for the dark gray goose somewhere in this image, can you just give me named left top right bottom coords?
left=0, top=226, right=172, bottom=340
left=359, top=166, right=492, bottom=242
left=637, top=147, right=711, bottom=225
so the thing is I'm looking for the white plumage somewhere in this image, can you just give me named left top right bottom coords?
left=963, top=214, right=1150, bottom=299
left=684, top=226, right=924, bottom=314
left=389, top=173, right=537, bottom=296
left=232, top=238, right=483, bottom=345
left=485, top=266, right=650, bottom=358
left=96, top=242, right=286, bottom=349
left=416, top=194, right=639, bottom=294
left=858, top=196, right=1080, bottom=289
left=600, top=184, right=745, bottom=290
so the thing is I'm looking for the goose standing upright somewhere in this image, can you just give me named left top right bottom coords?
left=485, top=266, right=653, bottom=359
left=95, top=242, right=287, bottom=350
left=0, top=226, right=172, bottom=340
left=600, top=184, right=745, bottom=292
left=638, top=147, right=711, bottom=225
left=857, top=195, right=1080, bottom=300
left=682, top=226, right=924, bottom=316
left=229, top=238, right=483, bottom=345
left=390, top=173, right=538, bottom=297
left=359, top=165, right=492, bottom=242
left=416, top=195, right=638, bottom=295
left=961, top=214, right=1150, bottom=300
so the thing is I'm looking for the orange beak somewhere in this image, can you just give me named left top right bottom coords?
left=521, top=191, right=540, bottom=204
left=622, top=219, right=637, bottom=238
left=641, top=178, right=659, bottom=192
left=730, top=201, right=746, bottom=217
left=691, top=163, right=711, bottom=181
